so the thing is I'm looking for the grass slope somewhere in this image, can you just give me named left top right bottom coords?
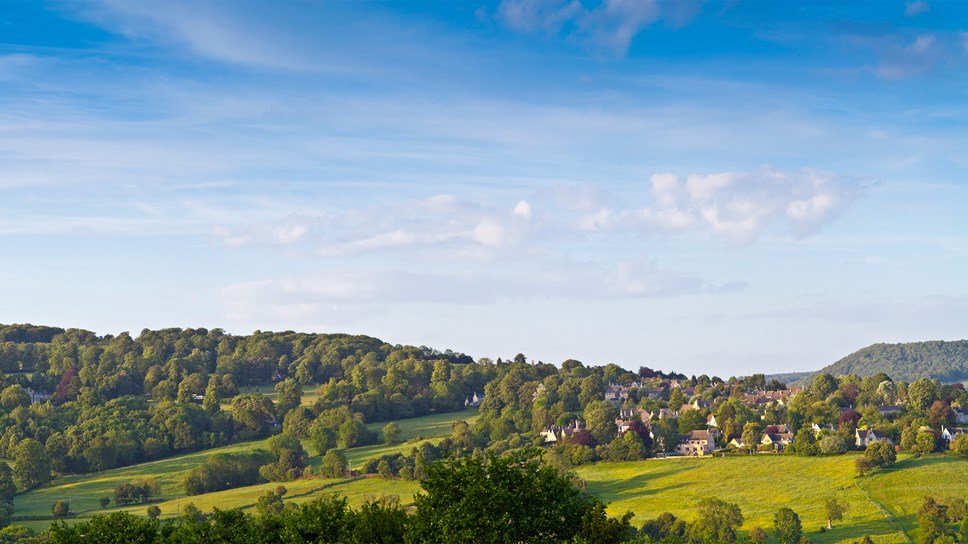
left=861, top=456, right=968, bottom=542
left=577, top=454, right=968, bottom=544
left=13, top=408, right=479, bottom=530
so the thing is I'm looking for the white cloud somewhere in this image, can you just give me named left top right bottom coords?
left=513, top=200, right=533, bottom=219
left=580, top=167, right=862, bottom=242
left=904, top=1, right=930, bottom=17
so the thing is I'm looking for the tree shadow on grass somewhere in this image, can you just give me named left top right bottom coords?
left=808, top=518, right=904, bottom=544
left=585, top=464, right=694, bottom=502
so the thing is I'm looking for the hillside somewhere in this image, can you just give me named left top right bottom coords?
left=578, top=454, right=968, bottom=544
left=813, top=340, right=968, bottom=383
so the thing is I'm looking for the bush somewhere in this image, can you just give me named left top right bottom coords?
left=52, top=500, right=69, bottom=518
left=951, top=434, right=968, bottom=457
left=855, top=456, right=872, bottom=476
left=146, top=505, right=161, bottom=519
left=818, top=436, right=847, bottom=456
left=99, top=497, right=111, bottom=509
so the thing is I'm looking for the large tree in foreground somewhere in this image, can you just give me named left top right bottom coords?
left=405, top=449, right=632, bottom=544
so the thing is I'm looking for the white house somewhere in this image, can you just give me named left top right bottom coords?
left=941, top=426, right=967, bottom=444
left=856, top=429, right=894, bottom=448
left=675, top=430, right=715, bottom=456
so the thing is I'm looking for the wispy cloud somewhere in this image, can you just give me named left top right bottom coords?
left=496, top=0, right=673, bottom=55
left=213, top=195, right=536, bottom=259
left=218, top=255, right=744, bottom=324
left=875, top=34, right=942, bottom=79
left=904, top=1, right=931, bottom=17
left=580, top=167, right=863, bottom=242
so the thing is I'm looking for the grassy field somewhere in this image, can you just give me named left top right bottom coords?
left=860, top=455, right=968, bottom=542
left=12, top=407, right=479, bottom=530
left=116, top=476, right=421, bottom=520
left=16, top=409, right=964, bottom=543
left=221, top=383, right=326, bottom=410
left=576, top=453, right=968, bottom=544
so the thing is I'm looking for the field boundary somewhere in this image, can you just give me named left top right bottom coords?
left=855, top=482, right=912, bottom=543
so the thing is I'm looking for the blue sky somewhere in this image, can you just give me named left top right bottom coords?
left=1, top=0, right=966, bottom=376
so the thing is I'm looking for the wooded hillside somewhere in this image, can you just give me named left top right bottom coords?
left=815, top=340, right=968, bottom=383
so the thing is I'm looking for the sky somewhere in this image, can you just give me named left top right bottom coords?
left=0, top=0, right=966, bottom=376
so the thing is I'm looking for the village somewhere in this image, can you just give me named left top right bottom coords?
left=538, top=377, right=968, bottom=457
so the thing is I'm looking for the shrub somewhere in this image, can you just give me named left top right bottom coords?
left=52, top=500, right=69, bottom=518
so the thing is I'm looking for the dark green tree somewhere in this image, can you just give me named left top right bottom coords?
left=230, top=393, right=276, bottom=438
left=382, top=422, right=401, bottom=444
left=583, top=400, right=617, bottom=445
left=824, top=496, right=848, bottom=529
left=687, top=498, right=744, bottom=543
left=52, top=500, right=69, bottom=518
left=406, top=449, right=631, bottom=544
left=11, top=439, right=50, bottom=491
left=320, top=449, right=348, bottom=479
left=909, top=379, right=939, bottom=414
left=810, top=374, right=838, bottom=400
left=774, top=507, right=802, bottom=544
left=274, top=378, right=302, bottom=419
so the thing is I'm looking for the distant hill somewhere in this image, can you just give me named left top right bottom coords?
left=813, top=340, right=968, bottom=383
left=764, top=371, right=815, bottom=386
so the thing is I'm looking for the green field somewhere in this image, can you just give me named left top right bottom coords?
left=221, top=383, right=326, bottom=410
left=12, top=407, right=479, bottom=530
left=15, top=411, right=966, bottom=543
left=576, top=453, right=968, bottom=544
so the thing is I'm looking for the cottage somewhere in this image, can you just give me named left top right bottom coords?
left=855, top=429, right=894, bottom=448
left=706, top=414, right=718, bottom=428
left=691, top=399, right=712, bottom=410
left=761, top=432, right=795, bottom=451
left=811, top=423, right=835, bottom=434
left=954, top=408, right=968, bottom=425
left=541, top=421, right=584, bottom=444
left=618, top=407, right=651, bottom=422
left=26, top=388, right=51, bottom=404
left=764, top=424, right=792, bottom=434
left=876, top=405, right=904, bottom=418
left=464, top=392, right=484, bottom=408
left=941, top=426, right=967, bottom=444
left=675, top=430, right=715, bottom=456
left=640, top=388, right=664, bottom=400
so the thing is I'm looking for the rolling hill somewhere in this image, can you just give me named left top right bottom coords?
left=812, top=340, right=968, bottom=383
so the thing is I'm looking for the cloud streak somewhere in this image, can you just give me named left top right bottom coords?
left=496, top=0, right=671, bottom=55
left=213, top=195, right=536, bottom=259
left=218, top=257, right=745, bottom=324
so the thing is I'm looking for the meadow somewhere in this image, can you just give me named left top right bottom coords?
left=576, top=453, right=968, bottom=544
left=13, top=408, right=967, bottom=544
left=12, top=407, right=479, bottom=530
